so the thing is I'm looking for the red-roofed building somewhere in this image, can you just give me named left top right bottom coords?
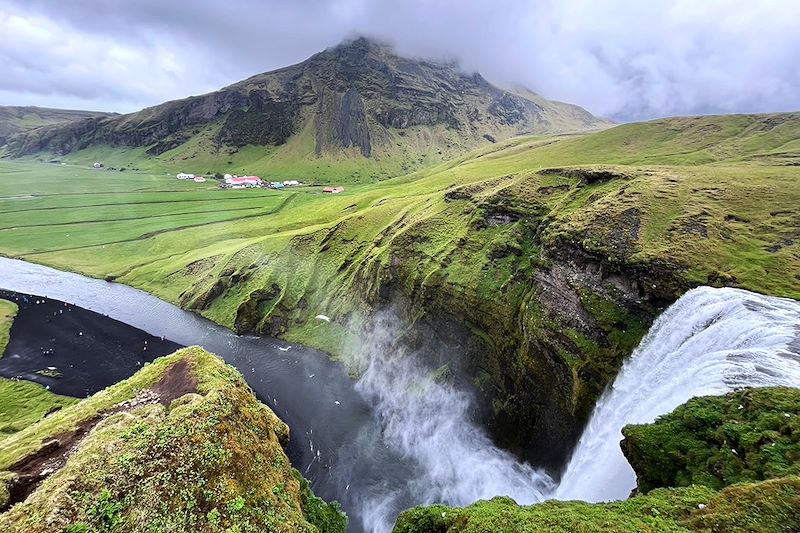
left=226, top=176, right=263, bottom=188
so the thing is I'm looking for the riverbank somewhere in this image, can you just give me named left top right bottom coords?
left=0, top=258, right=410, bottom=533
left=0, top=298, right=16, bottom=356
left=0, top=290, right=181, bottom=397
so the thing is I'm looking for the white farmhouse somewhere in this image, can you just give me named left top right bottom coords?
left=176, top=172, right=194, bottom=180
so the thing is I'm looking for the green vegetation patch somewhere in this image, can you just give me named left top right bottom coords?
left=0, top=379, right=77, bottom=439
left=393, top=477, right=800, bottom=533
left=0, top=347, right=345, bottom=533
left=622, top=387, right=800, bottom=492
left=0, top=298, right=17, bottom=356
left=0, top=112, right=798, bottom=472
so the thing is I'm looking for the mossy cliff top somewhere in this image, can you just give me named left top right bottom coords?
left=394, top=387, right=800, bottom=532
left=0, top=347, right=346, bottom=533
left=393, top=478, right=800, bottom=533
left=622, top=386, right=800, bottom=493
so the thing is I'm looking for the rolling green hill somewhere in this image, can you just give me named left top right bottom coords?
left=3, top=38, right=610, bottom=182
left=0, top=112, right=797, bottom=467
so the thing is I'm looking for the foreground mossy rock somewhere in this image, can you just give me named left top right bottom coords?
left=0, top=347, right=346, bottom=533
left=621, top=387, right=800, bottom=493
left=393, top=477, right=800, bottom=533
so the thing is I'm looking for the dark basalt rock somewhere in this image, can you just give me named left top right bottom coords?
left=331, top=87, right=372, bottom=157
left=539, top=167, right=633, bottom=185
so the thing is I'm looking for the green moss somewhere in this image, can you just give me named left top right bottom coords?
left=0, top=299, right=17, bottom=357
left=0, top=379, right=78, bottom=439
left=622, top=387, right=800, bottom=493
left=292, top=470, right=347, bottom=533
left=394, top=477, right=800, bottom=533
left=0, top=347, right=345, bottom=533
left=687, top=476, right=800, bottom=532
left=393, top=487, right=714, bottom=533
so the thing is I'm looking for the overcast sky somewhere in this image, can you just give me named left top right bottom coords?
left=2, top=0, right=799, bottom=121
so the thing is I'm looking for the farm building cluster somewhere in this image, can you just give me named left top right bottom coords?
left=175, top=172, right=345, bottom=193
left=175, top=172, right=303, bottom=189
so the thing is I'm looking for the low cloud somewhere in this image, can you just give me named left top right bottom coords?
left=2, top=0, right=799, bottom=120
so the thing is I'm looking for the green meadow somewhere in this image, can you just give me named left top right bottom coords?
left=0, top=112, right=798, bottom=361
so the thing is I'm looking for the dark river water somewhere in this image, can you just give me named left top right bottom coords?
left=0, top=257, right=421, bottom=533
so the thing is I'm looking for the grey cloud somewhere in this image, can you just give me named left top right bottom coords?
left=2, top=0, right=799, bottom=120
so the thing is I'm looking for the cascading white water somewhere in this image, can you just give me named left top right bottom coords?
left=343, top=310, right=554, bottom=533
left=555, top=286, right=800, bottom=502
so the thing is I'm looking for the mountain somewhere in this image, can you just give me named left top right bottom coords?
left=0, top=106, right=114, bottom=147
left=3, top=37, right=611, bottom=180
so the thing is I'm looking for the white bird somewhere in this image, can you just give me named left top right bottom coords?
left=315, top=314, right=331, bottom=322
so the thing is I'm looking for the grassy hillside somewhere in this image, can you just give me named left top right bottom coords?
left=0, top=380, right=78, bottom=439
left=0, top=298, right=79, bottom=440
left=0, top=347, right=346, bottom=532
left=0, top=112, right=797, bottom=463
left=0, top=299, right=15, bottom=356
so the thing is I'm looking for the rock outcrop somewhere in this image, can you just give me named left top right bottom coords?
left=0, top=347, right=346, bottom=533
left=621, top=387, right=800, bottom=493
left=0, top=106, right=113, bottom=147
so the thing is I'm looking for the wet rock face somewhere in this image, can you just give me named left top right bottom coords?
left=315, top=87, right=370, bottom=157
left=217, top=90, right=298, bottom=147
left=334, top=87, right=372, bottom=157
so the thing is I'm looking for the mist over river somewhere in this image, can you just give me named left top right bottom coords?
left=2, top=257, right=800, bottom=532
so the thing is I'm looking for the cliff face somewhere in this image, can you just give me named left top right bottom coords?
left=0, top=348, right=346, bottom=533
left=0, top=106, right=114, bottom=147
left=4, top=37, right=610, bottom=169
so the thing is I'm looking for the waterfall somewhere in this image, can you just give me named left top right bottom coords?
left=342, top=310, right=555, bottom=533
left=555, top=286, right=800, bottom=502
